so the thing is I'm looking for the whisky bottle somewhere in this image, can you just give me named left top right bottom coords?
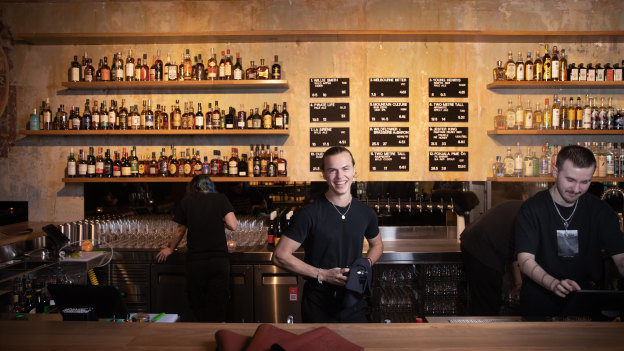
left=542, top=44, right=552, bottom=81
left=191, top=56, right=197, bottom=79
left=194, top=102, right=204, bottom=130
left=125, top=49, right=135, bottom=81
left=276, top=148, right=287, bottom=176
left=145, top=99, right=154, bottom=130
left=103, top=149, right=113, bottom=178
left=195, top=54, right=205, bottom=80
left=114, top=52, right=124, bottom=81
left=504, top=51, right=516, bottom=81
left=524, top=99, right=533, bottom=129
left=87, top=147, right=96, bottom=178
left=187, top=101, right=195, bottom=129
left=551, top=95, right=560, bottom=130
left=212, top=101, right=221, bottom=129
left=112, top=151, right=121, bottom=177
left=108, top=100, right=118, bottom=130
left=574, top=96, right=583, bottom=129
left=193, top=151, right=203, bottom=176
left=120, top=150, right=131, bottom=177
left=164, top=53, right=172, bottom=81
left=607, top=97, right=616, bottom=130
left=69, top=55, right=80, bottom=82
left=246, top=108, right=254, bottom=129
left=158, top=148, right=168, bottom=177
left=91, top=101, right=99, bottom=130
left=525, top=53, right=534, bottom=81
left=267, top=149, right=277, bottom=177
left=551, top=46, right=560, bottom=81
left=559, top=96, right=568, bottom=129
left=282, top=102, right=289, bottom=129
left=271, top=55, right=281, bottom=79
left=506, top=99, right=515, bottom=129
left=494, top=108, right=506, bottom=129
left=71, top=106, right=82, bottom=130
left=67, top=148, right=77, bottom=178
left=233, top=52, right=244, bottom=80
left=155, top=50, right=164, bottom=81
left=99, top=101, right=108, bottom=130
left=172, top=100, right=182, bottom=130
left=515, top=95, right=524, bottom=130
left=591, top=97, right=599, bottom=129
left=77, top=149, right=87, bottom=177
left=84, top=58, right=95, bottom=82
left=247, top=145, right=255, bottom=177
left=237, top=105, right=246, bottom=129
left=543, top=98, right=552, bottom=129
left=257, top=59, right=269, bottom=79
left=95, top=59, right=103, bottom=81
left=262, top=103, right=273, bottom=129
left=493, top=60, right=505, bottom=81
left=80, top=52, right=87, bottom=81
left=224, top=49, right=233, bottom=80
left=238, top=154, right=248, bottom=177
left=95, top=147, right=104, bottom=177
left=101, top=57, right=111, bottom=81
left=566, top=97, right=575, bottom=129
left=128, top=104, right=139, bottom=130
left=134, top=58, right=142, bottom=81
left=181, top=102, right=189, bottom=129
left=260, top=145, right=269, bottom=176
left=218, top=51, right=226, bottom=79
left=182, top=150, right=192, bottom=177
left=515, top=52, right=525, bottom=81
left=559, top=49, right=568, bottom=81
left=118, top=99, right=128, bottom=130
left=207, top=48, right=218, bottom=80
left=252, top=107, right=262, bottom=129
left=225, top=107, right=235, bottom=129
left=141, top=54, right=149, bottom=81
left=246, top=61, right=257, bottom=80
left=130, top=147, right=139, bottom=177
left=82, top=100, right=91, bottom=130
left=228, top=148, right=239, bottom=176
left=534, top=50, right=543, bottom=81
left=220, top=155, right=229, bottom=176
left=582, top=95, right=592, bottom=129
left=42, top=99, right=52, bottom=130
left=210, top=150, right=222, bottom=175
left=253, top=145, right=262, bottom=177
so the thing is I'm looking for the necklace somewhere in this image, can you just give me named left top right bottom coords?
left=551, top=191, right=578, bottom=230
left=329, top=199, right=352, bottom=220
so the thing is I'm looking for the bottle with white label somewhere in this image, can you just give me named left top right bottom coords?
left=503, top=147, right=514, bottom=176
left=551, top=95, right=560, bottom=129
left=515, top=96, right=524, bottom=129
left=514, top=142, right=523, bottom=177
left=515, top=52, right=525, bottom=81
left=506, top=100, right=516, bottom=129
left=524, top=99, right=533, bottom=129
left=551, top=46, right=560, bottom=81
left=67, top=148, right=77, bottom=178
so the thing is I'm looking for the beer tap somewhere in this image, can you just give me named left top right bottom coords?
left=426, top=198, right=433, bottom=212
left=374, top=197, right=381, bottom=214
left=416, top=197, right=423, bottom=212
left=436, top=198, right=445, bottom=213
left=395, top=198, right=402, bottom=213
left=405, top=197, right=412, bottom=213
left=384, top=196, right=391, bottom=215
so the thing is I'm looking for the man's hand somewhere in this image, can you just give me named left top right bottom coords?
left=320, top=267, right=350, bottom=286
left=156, top=247, right=174, bottom=262
left=551, top=278, right=581, bottom=298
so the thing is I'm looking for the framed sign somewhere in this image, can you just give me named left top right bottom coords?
left=369, top=127, right=409, bottom=147
left=310, top=78, right=349, bottom=98
left=369, top=151, right=409, bottom=172
left=369, top=78, right=409, bottom=97
left=428, top=78, right=468, bottom=98
left=429, top=151, right=468, bottom=172
left=428, top=102, right=468, bottom=122
left=310, top=127, right=349, bottom=147
left=310, top=103, right=349, bottom=122
left=428, top=127, right=468, bottom=147
left=369, top=102, right=409, bottom=122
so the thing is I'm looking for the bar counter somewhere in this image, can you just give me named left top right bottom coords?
left=0, top=320, right=622, bottom=350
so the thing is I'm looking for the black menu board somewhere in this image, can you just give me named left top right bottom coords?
left=369, top=102, right=409, bottom=122
left=369, top=127, right=409, bottom=147
left=429, top=151, right=468, bottom=172
left=310, top=127, right=349, bottom=147
left=428, top=127, right=468, bottom=147
left=309, top=152, right=324, bottom=172
left=428, top=78, right=468, bottom=98
left=428, top=102, right=468, bottom=122
left=369, top=152, right=409, bottom=172
left=309, top=103, right=349, bottom=122
left=310, top=78, right=350, bottom=98
left=369, top=78, right=409, bottom=97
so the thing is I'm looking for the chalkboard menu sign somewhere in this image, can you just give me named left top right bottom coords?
left=369, top=127, right=409, bottom=147
left=428, top=102, right=468, bottom=122
left=429, top=151, right=468, bottom=172
left=369, top=102, right=409, bottom=122
left=428, top=78, right=468, bottom=98
left=369, top=78, right=409, bottom=97
left=428, top=127, right=468, bottom=147
left=369, top=152, right=409, bottom=172
left=310, top=127, right=349, bottom=147
left=309, top=152, right=324, bottom=172
left=310, top=78, right=350, bottom=98
left=310, top=103, right=349, bottom=122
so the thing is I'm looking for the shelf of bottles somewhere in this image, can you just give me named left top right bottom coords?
left=62, top=176, right=289, bottom=183
left=487, top=129, right=624, bottom=135
left=487, top=176, right=624, bottom=183
left=487, top=81, right=624, bottom=90
left=23, top=129, right=289, bottom=136
left=61, top=80, right=288, bottom=90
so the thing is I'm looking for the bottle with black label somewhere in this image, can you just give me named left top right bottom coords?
left=271, top=55, right=281, bottom=79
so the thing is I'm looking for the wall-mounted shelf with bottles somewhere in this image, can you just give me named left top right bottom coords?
left=62, top=176, right=289, bottom=183
left=23, top=129, right=289, bottom=136
left=487, top=81, right=624, bottom=90
left=61, top=80, right=288, bottom=90
left=487, top=176, right=623, bottom=183
left=487, top=129, right=624, bottom=135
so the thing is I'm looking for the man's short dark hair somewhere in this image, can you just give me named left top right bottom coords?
left=555, top=145, right=596, bottom=170
left=320, top=146, right=355, bottom=172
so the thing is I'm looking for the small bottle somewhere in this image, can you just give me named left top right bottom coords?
left=69, top=55, right=80, bottom=82
left=494, top=108, right=506, bottom=130
left=67, top=148, right=77, bottom=178
left=513, top=142, right=523, bottom=177
left=233, top=52, right=244, bottom=80
left=504, top=51, right=516, bottom=81
left=271, top=55, right=281, bottom=79
left=29, top=108, right=40, bottom=130
left=515, top=96, right=524, bottom=130
left=503, top=147, right=514, bottom=177
left=515, top=51, right=525, bottom=81
left=493, top=60, right=505, bottom=81
left=257, top=59, right=269, bottom=79
left=524, top=99, right=533, bottom=129
left=525, top=52, right=534, bottom=81
left=543, top=98, right=552, bottom=129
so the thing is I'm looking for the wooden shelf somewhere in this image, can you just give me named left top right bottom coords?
left=61, top=80, right=288, bottom=90
left=487, top=129, right=624, bottom=135
left=15, top=30, right=624, bottom=45
left=63, top=176, right=289, bottom=183
left=487, top=176, right=623, bottom=183
left=23, top=129, right=289, bottom=136
left=487, top=81, right=624, bottom=90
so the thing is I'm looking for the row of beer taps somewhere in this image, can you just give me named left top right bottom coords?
left=363, top=196, right=455, bottom=215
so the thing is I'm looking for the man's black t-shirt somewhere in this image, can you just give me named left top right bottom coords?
left=285, top=195, right=379, bottom=271
left=173, top=192, right=235, bottom=256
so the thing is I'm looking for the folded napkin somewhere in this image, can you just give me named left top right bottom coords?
left=270, top=326, right=363, bottom=351
left=215, top=329, right=250, bottom=351
left=245, top=324, right=297, bottom=351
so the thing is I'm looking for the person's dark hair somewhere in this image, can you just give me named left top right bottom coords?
left=555, top=145, right=596, bottom=170
left=320, top=146, right=355, bottom=172
left=189, top=174, right=215, bottom=193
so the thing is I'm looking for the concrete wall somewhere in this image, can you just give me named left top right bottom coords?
left=0, top=0, right=623, bottom=221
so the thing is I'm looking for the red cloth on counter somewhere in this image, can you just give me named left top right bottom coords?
left=270, top=326, right=363, bottom=351
left=215, top=329, right=249, bottom=351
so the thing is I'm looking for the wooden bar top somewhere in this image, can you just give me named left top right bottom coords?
left=0, top=320, right=621, bottom=350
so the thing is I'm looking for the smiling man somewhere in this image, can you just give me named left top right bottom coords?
left=273, top=146, right=383, bottom=322
left=515, top=145, right=624, bottom=320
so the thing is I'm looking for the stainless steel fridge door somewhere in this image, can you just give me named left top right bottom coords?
left=228, top=264, right=254, bottom=322
left=253, top=264, right=304, bottom=323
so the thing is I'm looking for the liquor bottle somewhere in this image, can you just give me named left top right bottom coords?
left=597, top=142, right=607, bottom=177
left=67, top=148, right=76, bottom=178
left=112, top=151, right=122, bottom=177
left=260, top=145, right=269, bottom=176
left=532, top=150, right=539, bottom=176
left=596, top=63, right=605, bottom=81
left=149, top=54, right=157, bottom=81
left=99, top=101, right=108, bottom=130
left=504, top=51, right=516, bottom=81
left=503, top=147, right=514, bottom=176
left=598, top=97, right=607, bottom=130
left=27, top=108, right=38, bottom=131
left=591, top=97, right=599, bottom=129
left=253, top=145, right=261, bottom=177
left=130, top=147, right=139, bottom=177
left=194, top=102, right=204, bottom=130
left=71, top=106, right=82, bottom=130
left=494, top=108, right=506, bottom=129
left=542, top=44, right=552, bottom=81
left=505, top=99, right=515, bottom=129
left=193, top=151, right=203, bottom=176
left=69, top=55, right=80, bottom=82
left=606, top=142, right=615, bottom=177
left=172, top=100, right=182, bottom=129
left=160, top=105, right=169, bottom=130
left=114, top=52, right=124, bottom=81
left=42, top=99, right=52, bottom=130
left=108, top=100, right=118, bottom=130
left=129, top=104, right=140, bottom=130
left=252, top=107, right=262, bottom=129
left=229, top=148, right=239, bottom=176
left=513, top=142, right=523, bottom=177
left=181, top=102, right=189, bottom=130
left=568, top=63, right=578, bottom=81
left=539, top=145, right=549, bottom=176
left=559, top=96, right=567, bottom=129
left=224, top=49, right=233, bottom=80
left=147, top=152, right=158, bottom=177
left=118, top=99, right=128, bottom=130
left=210, top=150, right=222, bottom=175
left=221, top=154, right=229, bottom=176
left=523, top=147, right=534, bottom=177
left=103, top=149, right=113, bottom=177
left=615, top=62, right=623, bottom=81
left=524, top=99, right=533, bottom=129
left=95, top=59, right=103, bottom=81
left=207, top=48, right=218, bottom=80
left=87, top=147, right=96, bottom=178
left=218, top=51, right=226, bottom=79
left=607, top=97, right=616, bottom=130
left=121, top=150, right=131, bottom=177
left=158, top=148, right=168, bottom=177
left=124, top=49, right=135, bottom=81
left=247, top=145, right=255, bottom=177
left=195, top=54, right=205, bottom=80
left=587, top=63, right=596, bottom=81
left=154, top=50, right=163, bottom=81
left=492, top=155, right=504, bottom=177
left=575, top=96, right=583, bottom=129
left=134, top=57, right=141, bottom=81
left=565, top=97, right=575, bottom=129
left=515, top=96, right=524, bottom=130
left=183, top=150, right=192, bottom=177
left=257, top=59, right=269, bottom=79
left=578, top=63, right=587, bottom=81
left=534, top=50, right=543, bottom=81
left=515, top=51, right=525, bottom=81
left=271, top=55, right=281, bottom=79
left=615, top=109, right=624, bottom=130
left=246, top=61, right=257, bottom=80
left=543, top=98, right=552, bottom=129
left=237, top=105, right=246, bottom=129
left=559, top=48, right=568, bottom=81
left=202, top=156, right=210, bottom=175
left=84, top=58, right=95, bottom=82
left=77, top=149, right=87, bottom=177
left=276, top=148, right=287, bottom=176
left=605, top=63, right=614, bottom=81
left=212, top=101, right=221, bottom=129
left=95, top=147, right=104, bottom=177
left=282, top=102, right=289, bottom=129
left=524, top=52, right=534, bottom=81
left=551, top=95, right=560, bottom=130
left=273, top=104, right=284, bottom=129
left=267, top=149, right=277, bottom=177
left=551, top=46, right=560, bottom=81
left=238, top=154, right=248, bottom=177
left=89, top=100, right=99, bottom=129
left=82, top=100, right=91, bottom=130
left=262, top=103, right=273, bottom=129
left=225, top=107, right=235, bottom=129
left=233, top=52, right=244, bottom=80
left=191, top=56, right=197, bottom=79
left=164, top=53, right=174, bottom=81
left=145, top=100, right=154, bottom=130
left=58, top=104, right=68, bottom=130
left=181, top=49, right=191, bottom=80
left=582, top=95, right=592, bottom=129
left=492, top=60, right=505, bottom=81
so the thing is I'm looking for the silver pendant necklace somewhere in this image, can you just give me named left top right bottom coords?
left=330, top=199, right=352, bottom=220
left=551, top=193, right=578, bottom=230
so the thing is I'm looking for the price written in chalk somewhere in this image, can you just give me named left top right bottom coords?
left=369, top=151, right=409, bottom=172
left=309, top=78, right=350, bottom=97
left=428, top=78, right=468, bottom=98
left=428, top=126, right=468, bottom=147
left=429, top=151, right=468, bottom=172
left=369, top=102, right=409, bottom=122
left=310, top=103, right=350, bottom=122
left=310, top=127, right=350, bottom=147
left=428, top=102, right=468, bottom=122
left=370, top=127, right=409, bottom=147
left=369, top=78, right=409, bottom=97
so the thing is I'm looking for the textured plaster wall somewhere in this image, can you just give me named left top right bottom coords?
left=0, top=0, right=623, bottom=222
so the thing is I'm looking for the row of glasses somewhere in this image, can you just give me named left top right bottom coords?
left=421, top=264, right=464, bottom=278
left=377, top=265, right=416, bottom=287
left=225, top=215, right=267, bottom=251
